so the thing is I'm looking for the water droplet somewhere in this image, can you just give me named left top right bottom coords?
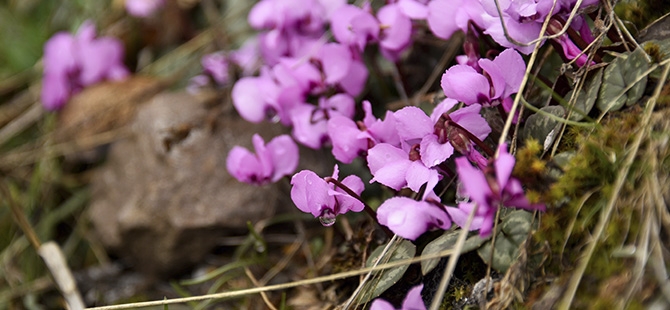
left=318, top=210, right=337, bottom=226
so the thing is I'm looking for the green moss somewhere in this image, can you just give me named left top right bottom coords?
left=615, top=0, right=670, bottom=32
left=525, top=107, right=657, bottom=307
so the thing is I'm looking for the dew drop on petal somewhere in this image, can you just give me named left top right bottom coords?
left=318, top=209, right=337, bottom=226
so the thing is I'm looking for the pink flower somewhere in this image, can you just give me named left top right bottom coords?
left=367, top=143, right=440, bottom=199
left=290, top=165, right=365, bottom=225
left=125, top=0, right=165, bottom=17
left=377, top=3, right=413, bottom=61
left=327, top=100, right=400, bottom=163
left=371, top=284, right=426, bottom=309
left=41, top=21, right=129, bottom=110
left=226, top=134, right=299, bottom=185
left=441, top=48, right=525, bottom=106
left=393, top=100, right=491, bottom=168
left=377, top=197, right=451, bottom=240
left=201, top=52, right=230, bottom=85
left=330, top=4, right=379, bottom=51
left=291, top=94, right=355, bottom=149
left=454, top=144, right=544, bottom=236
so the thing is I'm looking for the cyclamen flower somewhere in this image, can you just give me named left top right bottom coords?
left=291, top=93, right=355, bottom=149
left=371, top=284, right=426, bottom=310
left=41, top=21, right=129, bottom=110
left=394, top=99, right=491, bottom=168
left=454, top=144, right=545, bottom=237
left=377, top=197, right=451, bottom=240
left=313, top=43, right=369, bottom=97
left=441, top=48, right=525, bottom=106
left=125, top=0, right=164, bottom=17
left=426, top=0, right=486, bottom=40
left=226, top=134, right=299, bottom=185
left=290, top=165, right=365, bottom=225
left=201, top=52, right=230, bottom=85
left=367, top=143, right=440, bottom=199
left=331, top=4, right=380, bottom=51
left=327, top=100, right=399, bottom=163
left=248, top=0, right=335, bottom=65
left=377, top=3, right=413, bottom=61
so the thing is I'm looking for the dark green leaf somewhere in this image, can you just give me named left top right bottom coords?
left=523, top=106, right=565, bottom=151
left=421, top=230, right=488, bottom=275
left=597, top=48, right=650, bottom=112
left=477, top=210, right=533, bottom=272
left=565, top=68, right=603, bottom=121
left=357, top=239, right=416, bottom=304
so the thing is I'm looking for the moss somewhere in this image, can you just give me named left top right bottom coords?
left=523, top=105, right=660, bottom=307
left=615, top=0, right=670, bottom=32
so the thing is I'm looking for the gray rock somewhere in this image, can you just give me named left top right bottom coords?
left=88, top=91, right=286, bottom=276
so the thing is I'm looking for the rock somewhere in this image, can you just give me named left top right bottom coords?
left=88, top=91, right=286, bottom=276
left=56, top=76, right=166, bottom=142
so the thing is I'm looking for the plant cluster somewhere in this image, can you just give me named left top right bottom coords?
left=36, top=0, right=669, bottom=308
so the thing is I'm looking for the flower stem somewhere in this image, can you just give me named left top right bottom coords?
left=446, top=116, right=496, bottom=157
left=324, top=177, right=394, bottom=238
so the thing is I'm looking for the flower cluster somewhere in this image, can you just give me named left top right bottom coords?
left=209, top=0, right=602, bottom=240
left=41, top=21, right=129, bottom=110
left=35, top=0, right=600, bottom=248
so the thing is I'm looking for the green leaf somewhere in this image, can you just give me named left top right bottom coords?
left=357, top=239, right=416, bottom=304
left=477, top=210, right=533, bottom=273
left=523, top=106, right=565, bottom=151
left=597, top=47, right=650, bottom=112
left=420, top=230, right=488, bottom=275
left=564, top=68, right=603, bottom=121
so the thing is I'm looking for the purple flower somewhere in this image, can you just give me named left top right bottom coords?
left=229, top=37, right=261, bottom=76
left=327, top=115, right=368, bottom=163
left=330, top=4, right=379, bottom=51
left=290, top=165, right=365, bottom=225
left=292, top=94, right=355, bottom=149
left=125, top=0, right=164, bottom=17
left=231, top=70, right=282, bottom=123
left=441, top=48, right=525, bottom=106
left=426, top=0, right=485, bottom=40
left=201, top=52, right=230, bottom=85
left=397, top=0, right=429, bottom=19
left=478, top=0, right=543, bottom=54
left=377, top=197, right=451, bottom=240
left=548, top=18, right=595, bottom=67
left=393, top=100, right=490, bottom=168
left=41, top=21, right=129, bottom=110
left=360, top=100, right=401, bottom=147
left=226, top=134, right=299, bottom=185
left=377, top=3, right=413, bottom=61
left=367, top=143, right=440, bottom=198
left=371, top=284, right=426, bottom=310
left=454, top=144, right=544, bottom=236
left=312, top=43, right=369, bottom=97
left=327, top=100, right=400, bottom=163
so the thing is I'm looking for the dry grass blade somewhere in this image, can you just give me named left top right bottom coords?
left=556, top=63, right=670, bottom=310
left=341, top=235, right=398, bottom=309
left=429, top=203, right=478, bottom=310
left=84, top=246, right=460, bottom=310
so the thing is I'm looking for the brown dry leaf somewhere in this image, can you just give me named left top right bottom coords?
left=55, top=75, right=166, bottom=142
